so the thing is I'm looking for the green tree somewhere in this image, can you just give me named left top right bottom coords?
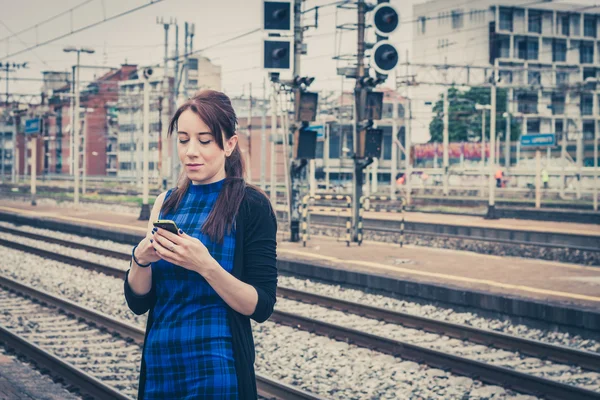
left=428, top=86, right=521, bottom=143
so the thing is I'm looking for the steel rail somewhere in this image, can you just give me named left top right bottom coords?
left=2, top=231, right=599, bottom=373
left=0, top=275, right=324, bottom=400
left=271, top=311, right=600, bottom=400
left=2, top=228, right=600, bottom=399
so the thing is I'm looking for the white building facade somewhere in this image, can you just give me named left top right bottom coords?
left=117, top=77, right=165, bottom=180
left=411, top=0, right=600, bottom=146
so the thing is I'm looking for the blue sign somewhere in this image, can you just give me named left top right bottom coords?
left=24, top=118, right=41, bottom=135
left=520, top=133, right=555, bottom=148
left=309, top=124, right=325, bottom=141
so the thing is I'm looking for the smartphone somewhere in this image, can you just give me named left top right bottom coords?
left=153, top=219, right=180, bottom=234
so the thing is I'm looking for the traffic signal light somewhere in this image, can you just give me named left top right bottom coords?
left=293, top=126, right=318, bottom=159
left=369, top=2, right=399, bottom=79
left=263, top=1, right=292, bottom=32
left=357, top=128, right=383, bottom=158
left=372, top=3, right=399, bottom=37
left=263, top=39, right=292, bottom=71
left=371, top=41, right=398, bottom=74
left=294, top=90, right=318, bottom=122
left=293, top=76, right=315, bottom=88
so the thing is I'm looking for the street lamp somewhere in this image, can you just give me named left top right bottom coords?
left=64, top=46, right=94, bottom=206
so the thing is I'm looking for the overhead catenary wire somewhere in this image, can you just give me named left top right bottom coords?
left=0, top=0, right=166, bottom=61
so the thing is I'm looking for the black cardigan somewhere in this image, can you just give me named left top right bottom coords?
left=124, top=186, right=278, bottom=400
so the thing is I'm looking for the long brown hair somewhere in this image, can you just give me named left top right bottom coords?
left=162, top=90, right=246, bottom=243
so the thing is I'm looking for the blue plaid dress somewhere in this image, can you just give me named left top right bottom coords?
left=144, top=179, right=238, bottom=399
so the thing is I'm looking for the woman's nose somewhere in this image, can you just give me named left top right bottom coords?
left=186, top=141, right=200, bottom=157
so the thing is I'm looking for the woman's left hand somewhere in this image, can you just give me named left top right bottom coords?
left=152, top=227, right=214, bottom=275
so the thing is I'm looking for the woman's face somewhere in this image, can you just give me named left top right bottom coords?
left=176, top=109, right=237, bottom=185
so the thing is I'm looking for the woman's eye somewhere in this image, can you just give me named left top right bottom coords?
left=178, top=139, right=189, bottom=143
left=200, top=140, right=211, bottom=145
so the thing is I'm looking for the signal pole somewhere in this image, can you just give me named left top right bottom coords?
left=288, top=0, right=303, bottom=242
left=352, top=0, right=369, bottom=241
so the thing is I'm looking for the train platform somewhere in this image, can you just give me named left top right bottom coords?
left=0, top=200, right=599, bottom=330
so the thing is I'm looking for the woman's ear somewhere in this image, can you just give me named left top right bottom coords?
left=225, top=135, right=238, bottom=157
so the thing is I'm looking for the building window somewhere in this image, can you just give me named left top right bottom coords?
left=397, top=104, right=405, bottom=118
left=517, top=37, right=538, bottom=60
left=419, top=16, right=426, bottom=34
left=556, top=71, right=569, bottom=85
left=583, top=120, right=595, bottom=140
left=499, top=70, right=513, bottom=83
left=188, top=58, right=198, bottom=70
left=555, top=120, right=564, bottom=135
left=498, top=35, right=510, bottom=58
left=452, top=10, right=463, bottom=29
left=561, top=15, right=570, bottom=36
left=528, top=71, right=541, bottom=85
left=517, top=91, right=538, bottom=114
left=499, top=7, right=513, bottom=31
left=551, top=93, right=565, bottom=115
left=527, top=119, right=540, bottom=134
left=584, top=68, right=596, bottom=81
left=584, top=15, right=597, bottom=38
left=552, top=39, right=567, bottom=62
left=528, top=11, right=542, bottom=34
left=188, top=79, right=198, bottom=87
left=581, top=93, right=593, bottom=116
left=580, top=41, right=594, bottom=64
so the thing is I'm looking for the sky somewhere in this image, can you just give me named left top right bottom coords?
left=0, top=0, right=426, bottom=101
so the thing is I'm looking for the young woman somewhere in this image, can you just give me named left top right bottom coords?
left=124, top=90, right=277, bottom=400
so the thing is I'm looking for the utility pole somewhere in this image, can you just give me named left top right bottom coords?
left=171, top=21, right=180, bottom=187
left=505, top=88, right=512, bottom=168
left=442, top=88, right=449, bottom=196
left=405, top=50, right=412, bottom=205
left=157, top=17, right=171, bottom=190
left=486, top=63, right=498, bottom=219
left=64, top=46, right=94, bottom=206
left=73, top=52, right=81, bottom=205
left=481, top=108, right=486, bottom=198
left=82, top=116, right=87, bottom=194
left=247, top=82, right=253, bottom=182
left=184, top=22, right=189, bottom=98
left=270, top=84, right=277, bottom=206
left=139, top=68, right=152, bottom=220
left=261, top=77, right=267, bottom=189
left=390, top=94, right=397, bottom=201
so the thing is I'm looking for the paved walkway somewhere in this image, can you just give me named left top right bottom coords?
left=1, top=200, right=599, bottom=310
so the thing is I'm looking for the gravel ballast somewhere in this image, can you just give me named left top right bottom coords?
left=0, top=244, right=540, bottom=399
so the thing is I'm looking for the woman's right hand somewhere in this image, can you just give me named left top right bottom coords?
left=134, top=233, right=161, bottom=266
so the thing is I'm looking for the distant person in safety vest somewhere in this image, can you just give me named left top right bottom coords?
left=542, top=168, right=549, bottom=189
left=495, top=169, right=503, bottom=188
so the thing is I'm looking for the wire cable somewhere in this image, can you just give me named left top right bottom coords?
left=0, top=0, right=166, bottom=61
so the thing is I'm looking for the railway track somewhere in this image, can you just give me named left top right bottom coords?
left=291, top=211, right=600, bottom=253
left=0, top=274, right=325, bottom=400
left=0, top=226, right=599, bottom=399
